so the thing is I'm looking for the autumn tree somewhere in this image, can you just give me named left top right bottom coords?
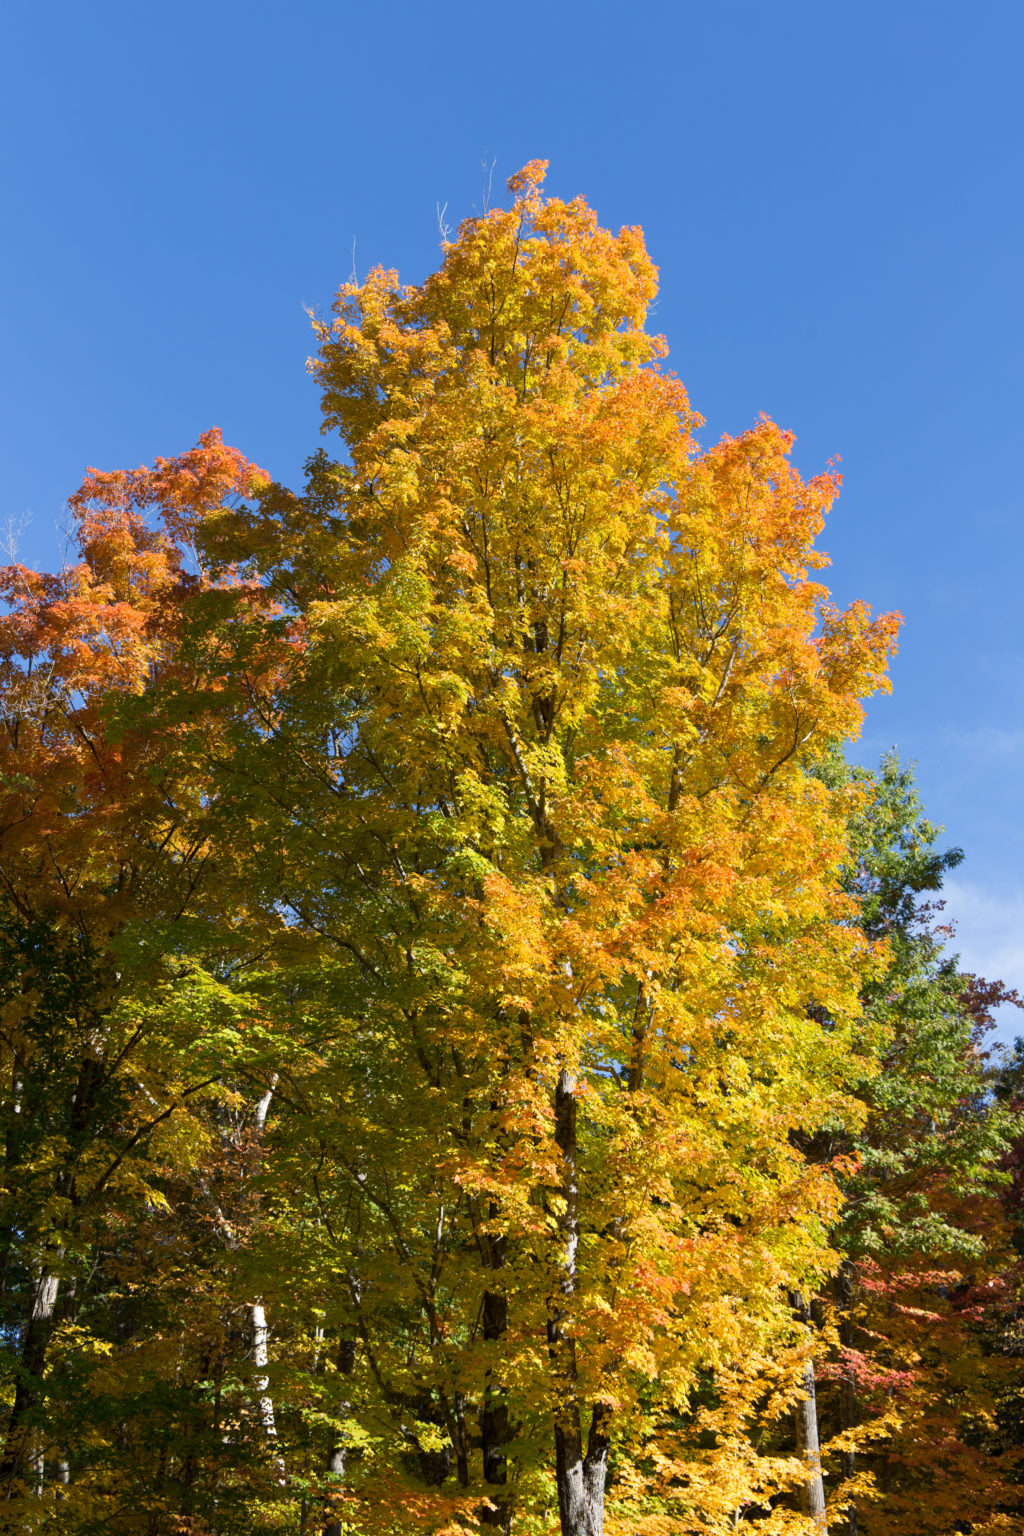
left=156, top=161, right=900, bottom=1536
left=797, top=754, right=1023, bottom=1535
left=0, top=432, right=272, bottom=1521
left=8, top=164, right=984, bottom=1536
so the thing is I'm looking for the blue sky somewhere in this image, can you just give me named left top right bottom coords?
left=3, top=1, right=1022, bottom=1032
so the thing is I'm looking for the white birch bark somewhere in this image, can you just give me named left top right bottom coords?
left=793, top=1292, right=828, bottom=1531
left=250, top=1078, right=285, bottom=1484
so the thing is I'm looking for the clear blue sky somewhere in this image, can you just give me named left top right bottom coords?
left=3, top=1, right=1022, bottom=1031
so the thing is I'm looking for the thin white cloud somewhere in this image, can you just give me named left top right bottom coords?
left=940, top=876, right=1024, bottom=1044
left=942, top=726, right=1024, bottom=759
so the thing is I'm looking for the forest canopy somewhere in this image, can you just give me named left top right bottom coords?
left=1, top=162, right=1021, bottom=1536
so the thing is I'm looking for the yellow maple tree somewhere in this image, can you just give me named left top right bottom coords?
left=168, top=161, right=900, bottom=1534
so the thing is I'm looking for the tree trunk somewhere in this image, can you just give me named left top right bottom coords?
left=27, top=1436, right=43, bottom=1497
left=547, top=1068, right=610, bottom=1536
left=480, top=1264, right=512, bottom=1531
left=476, top=1016, right=524, bottom=1534
left=252, top=1301, right=279, bottom=1436
left=553, top=1403, right=610, bottom=1536
left=792, top=1292, right=827, bottom=1532
left=251, top=1300, right=287, bottom=1486
left=323, top=1335, right=355, bottom=1536
left=0, top=1265, right=60, bottom=1499
left=250, top=1080, right=285, bottom=1485
left=254, top=1078, right=277, bottom=1135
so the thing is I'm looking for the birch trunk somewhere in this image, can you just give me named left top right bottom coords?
left=792, top=1292, right=827, bottom=1532
left=252, top=1301, right=280, bottom=1443
left=547, top=1068, right=610, bottom=1536
left=250, top=1079, right=285, bottom=1484
left=0, top=1266, right=60, bottom=1498
left=28, top=1436, right=43, bottom=1497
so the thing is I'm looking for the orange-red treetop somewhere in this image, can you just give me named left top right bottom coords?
left=0, top=429, right=265, bottom=928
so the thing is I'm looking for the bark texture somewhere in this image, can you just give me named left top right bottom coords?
left=547, top=1068, right=611, bottom=1536
left=792, top=1292, right=828, bottom=1532
left=323, top=1336, right=355, bottom=1536
left=0, top=1267, right=60, bottom=1499
left=480, top=1277, right=512, bottom=1530
left=251, top=1080, right=286, bottom=1484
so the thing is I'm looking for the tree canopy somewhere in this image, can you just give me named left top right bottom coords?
left=0, top=162, right=1018, bottom=1536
